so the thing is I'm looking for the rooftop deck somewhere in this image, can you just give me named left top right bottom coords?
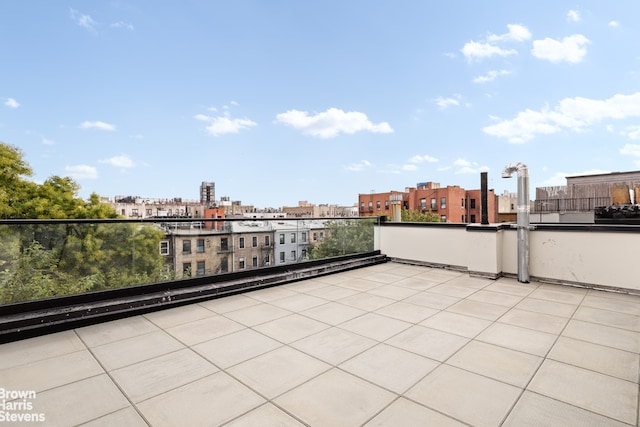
left=1, top=262, right=638, bottom=426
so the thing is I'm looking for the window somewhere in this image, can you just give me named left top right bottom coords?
left=279, top=234, right=285, bottom=244
left=313, top=232, right=318, bottom=241
left=360, top=202, right=365, bottom=211
left=159, top=241, right=169, bottom=255
left=301, top=232, right=307, bottom=243
left=319, top=232, right=324, bottom=239
left=431, top=198, right=436, bottom=210
left=368, top=201, right=373, bottom=211
left=265, top=254, right=270, bottom=265
left=302, top=249, right=307, bottom=259
left=376, top=201, right=381, bottom=210
left=239, top=257, right=245, bottom=269
left=121, top=209, right=125, bottom=216
left=441, top=215, right=446, bottom=222
left=182, top=263, right=191, bottom=277
left=196, top=261, right=205, bottom=276
left=264, top=235, right=270, bottom=246
left=196, top=239, right=205, bottom=253
left=239, top=237, right=245, bottom=249
left=470, top=199, right=476, bottom=209
left=220, top=258, right=228, bottom=273
left=220, top=237, right=228, bottom=251
left=279, top=251, right=285, bottom=262
left=182, top=240, right=191, bottom=254
left=510, top=203, right=514, bottom=210
left=461, top=198, right=465, bottom=207
left=252, top=236, right=258, bottom=247
left=471, top=214, right=476, bottom=223
left=252, top=256, right=258, bottom=267
left=146, top=208, right=152, bottom=216
left=131, top=208, right=138, bottom=217
left=291, top=233, right=296, bottom=243
left=420, top=198, right=427, bottom=210
left=462, top=215, right=465, bottom=222
left=291, top=250, right=296, bottom=260
left=440, top=197, right=446, bottom=209
left=385, top=200, right=389, bottom=210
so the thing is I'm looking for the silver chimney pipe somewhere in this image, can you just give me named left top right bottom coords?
left=502, top=162, right=531, bottom=283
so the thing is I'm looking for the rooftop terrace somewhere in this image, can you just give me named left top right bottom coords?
left=1, top=262, right=638, bottom=426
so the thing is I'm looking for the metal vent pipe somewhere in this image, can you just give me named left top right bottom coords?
left=502, top=162, right=530, bottom=283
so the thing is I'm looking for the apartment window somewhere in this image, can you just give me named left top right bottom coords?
left=252, top=236, right=258, bottom=247
left=385, top=200, right=389, bottom=210
left=279, top=234, right=285, bottom=244
left=360, top=202, right=365, bottom=211
left=441, top=215, right=447, bottom=222
left=131, top=208, right=138, bottom=217
left=220, top=237, right=228, bottom=251
left=182, top=263, right=191, bottom=277
left=420, top=198, right=427, bottom=210
left=462, top=215, right=465, bottom=222
left=291, top=233, right=296, bottom=243
left=471, top=214, right=476, bottom=223
left=291, top=250, right=296, bottom=260
left=470, top=199, right=476, bottom=209
left=440, top=197, right=446, bottom=209
left=376, top=201, right=381, bottom=210
left=196, top=239, right=205, bottom=253
left=301, top=232, right=307, bottom=243
left=265, top=254, right=270, bottom=265
left=220, top=257, right=228, bottom=273
left=302, top=249, right=307, bottom=259
left=279, top=251, right=285, bottom=262
left=510, top=203, right=515, bottom=210
left=239, top=257, right=245, bottom=269
left=146, top=208, right=152, bottom=216
left=159, top=241, right=169, bottom=255
left=319, top=232, right=324, bottom=240
left=313, top=232, right=318, bottom=241
left=368, top=201, right=373, bottom=211
left=121, top=209, right=125, bottom=216
left=196, top=261, right=205, bottom=277
left=461, top=198, right=465, bottom=207
left=265, top=235, right=270, bottom=246
left=239, top=237, right=245, bottom=249
left=431, top=198, right=436, bottom=210
left=252, top=256, right=258, bottom=267
left=182, top=240, right=191, bottom=254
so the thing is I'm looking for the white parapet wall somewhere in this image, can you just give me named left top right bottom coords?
left=377, top=222, right=639, bottom=293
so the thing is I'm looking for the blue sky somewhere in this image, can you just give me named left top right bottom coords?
left=2, top=1, right=640, bottom=207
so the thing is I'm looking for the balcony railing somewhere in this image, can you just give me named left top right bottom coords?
left=534, top=197, right=611, bottom=212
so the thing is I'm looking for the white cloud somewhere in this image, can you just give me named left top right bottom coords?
left=42, top=138, right=55, bottom=145
left=531, top=34, right=590, bottom=63
left=435, top=96, right=460, bottom=109
left=487, top=24, right=532, bottom=42
left=4, top=98, right=19, bottom=108
left=344, top=160, right=372, bottom=172
left=620, top=143, right=640, bottom=157
left=275, top=108, right=393, bottom=138
left=567, top=10, right=581, bottom=22
left=205, top=116, right=257, bottom=136
left=484, top=92, right=640, bottom=143
left=409, top=154, right=438, bottom=163
left=609, top=21, right=620, bottom=27
left=99, top=155, right=135, bottom=168
left=110, top=21, right=134, bottom=30
left=461, top=41, right=517, bottom=62
left=194, top=114, right=210, bottom=121
left=65, top=165, right=98, bottom=180
left=621, top=126, right=640, bottom=140
left=402, top=164, right=418, bottom=171
left=70, top=9, right=97, bottom=33
left=453, top=158, right=489, bottom=174
left=473, top=69, right=511, bottom=84
left=80, top=121, right=116, bottom=131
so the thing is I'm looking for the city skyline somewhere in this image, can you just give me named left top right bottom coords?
left=2, top=1, right=640, bottom=207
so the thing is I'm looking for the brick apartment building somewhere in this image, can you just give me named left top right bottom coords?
left=358, top=182, right=497, bottom=223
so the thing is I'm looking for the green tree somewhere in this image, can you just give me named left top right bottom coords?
left=398, top=209, right=441, bottom=223
left=307, top=219, right=375, bottom=260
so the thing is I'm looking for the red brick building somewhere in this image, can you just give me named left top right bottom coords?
left=358, top=182, right=497, bottom=223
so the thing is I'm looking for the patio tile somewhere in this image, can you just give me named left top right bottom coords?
left=384, top=265, right=426, bottom=277
left=339, top=313, right=412, bottom=341
left=484, top=281, right=537, bottom=297
left=562, top=319, right=640, bottom=353
left=143, top=303, right=216, bottom=329
left=245, top=286, right=298, bottom=302
left=503, top=390, right=630, bottom=427
left=362, top=272, right=404, bottom=284
left=415, top=269, right=463, bottom=282
left=477, top=323, right=557, bottom=356
left=340, top=278, right=384, bottom=292
left=420, top=311, right=492, bottom=338
left=340, top=343, right=439, bottom=393
left=165, top=314, right=245, bottom=345
left=198, top=294, right=261, bottom=313
left=548, top=336, right=639, bottom=382
left=364, top=397, right=466, bottom=426
left=313, top=274, right=352, bottom=285
left=221, top=303, right=291, bottom=327
left=192, top=328, right=281, bottom=369
left=110, top=348, right=218, bottom=402
left=528, top=287, right=585, bottom=305
left=466, top=289, right=524, bottom=307
left=254, top=313, right=329, bottom=343
left=275, top=368, right=395, bottom=427
left=291, top=327, right=376, bottom=365
left=91, top=330, right=184, bottom=371
left=299, top=301, right=366, bottom=325
left=227, top=346, right=330, bottom=399
left=386, top=325, right=468, bottom=362
left=582, top=294, right=640, bottom=316
left=0, top=330, right=85, bottom=370
left=338, top=293, right=396, bottom=311
left=403, top=291, right=460, bottom=310
left=427, top=283, right=479, bottom=298
left=515, top=297, right=578, bottom=318
left=498, top=308, right=568, bottom=334
left=268, top=293, right=331, bottom=311
left=446, top=299, right=509, bottom=321
left=0, top=349, right=103, bottom=393
left=376, top=301, right=439, bottom=323
left=137, top=372, right=265, bottom=426
left=79, top=407, right=147, bottom=427
left=32, top=374, right=129, bottom=426
left=393, top=276, right=440, bottom=291
left=528, top=359, right=638, bottom=425
left=446, top=340, right=542, bottom=387
left=225, top=403, right=305, bottom=427
left=444, top=275, right=494, bottom=289
left=75, top=316, right=159, bottom=347
left=366, top=284, right=420, bottom=300
left=305, top=285, right=360, bottom=301
left=406, top=364, right=520, bottom=427
left=573, top=305, right=640, bottom=332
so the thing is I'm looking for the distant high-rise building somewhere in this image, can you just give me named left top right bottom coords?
left=200, top=181, right=215, bottom=204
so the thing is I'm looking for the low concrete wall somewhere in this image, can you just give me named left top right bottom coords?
left=378, top=222, right=640, bottom=293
